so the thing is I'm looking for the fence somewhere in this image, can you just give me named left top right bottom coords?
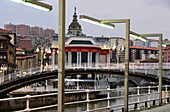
left=0, top=85, right=169, bottom=112
left=1, top=63, right=170, bottom=85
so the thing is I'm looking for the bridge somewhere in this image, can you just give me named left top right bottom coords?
left=0, top=63, right=170, bottom=97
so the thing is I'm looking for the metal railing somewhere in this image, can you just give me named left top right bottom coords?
left=1, top=62, right=170, bottom=84
left=0, top=85, right=169, bottom=112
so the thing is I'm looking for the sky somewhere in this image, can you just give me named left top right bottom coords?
left=0, top=0, right=170, bottom=39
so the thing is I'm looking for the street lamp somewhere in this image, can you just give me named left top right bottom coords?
left=130, top=31, right=147, bottom=42
left=80, top=15, right=130, bottom=112
left=9, top=0, right=67, bottom=111
left=58, top=0, right=65, bottom=112
left=1, top=65, right=7, bottom=83
left=130, top=31, right=163, bottom=105
left=80, top=15, right=115, bottom=29
left=10, top=0, right=52, bottom=12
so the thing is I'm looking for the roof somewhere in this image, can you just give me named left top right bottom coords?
left=16, top=55, right=35, bottom=60
left=0, top=28, right=13, bottom=33
left=140, top=58, right=159, bottom=63
left=16, top=48, right=25, bottom=51
left=68, top=7, right=82, bottom=31
left=0, top=35, right=11, bottom=40
left=110, top=37, right=125, bottom=40
left=130, top=46, right=159, bottom=50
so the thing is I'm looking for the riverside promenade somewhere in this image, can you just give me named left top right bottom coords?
left=140, top=104, right=170, bottom=112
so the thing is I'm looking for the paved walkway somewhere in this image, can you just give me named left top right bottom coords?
left=140, top=104, right=170, bottom=112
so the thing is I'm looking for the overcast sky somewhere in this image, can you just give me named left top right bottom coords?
left=0, top=0, right=170, bottom=39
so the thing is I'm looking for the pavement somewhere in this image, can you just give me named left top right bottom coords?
left=140, top=104, right=170, bottom=112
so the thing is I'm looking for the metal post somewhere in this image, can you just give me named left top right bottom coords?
left=25, top=95, right=30, bottom=111
left=159, top=34, right=163, bottom=106
left=137, top=86, right=140, bottom=110
left=95, top=74, right=97, bottom=90
left=3, top=69, right=4, bottom=82
left=165, top=85, right=168, bottom=103
left=58, top=0, right=65, bottom=112
left=107, top=88, right=111, bottom=112
left=86, top=89, right=90, bottom=112
left=46, top=80, right=48, bottom=91
left=148, top=86, right=151, bottom=107
left=41, top=47, right=43, bottom=72
left=52, top=49, right=55, bottom=70
left=124, top=19, right=130, bottom=112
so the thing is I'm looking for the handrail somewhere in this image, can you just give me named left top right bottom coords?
left=1, top=62, right=170, bottom=85
left=0, top=85, right=169, bottom=112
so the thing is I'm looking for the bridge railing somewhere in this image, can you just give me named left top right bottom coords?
left=0, top=85, right=170, bottom=112
left=0, top=62, right=170, bottom=85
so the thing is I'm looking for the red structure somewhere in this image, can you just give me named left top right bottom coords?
left=164, top=45, right=170, bottom=63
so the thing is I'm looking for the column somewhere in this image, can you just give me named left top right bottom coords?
left=89, top=52, right=92, bottom=67
left=52, top=49, right=55, bottom=69
left=77, top=52, right=79, bottom=67
left=80, top=52, right=82, bottom=67
left=88, top=52, right=90, bottom=67
left=68, top=52, right=72, bottom=66
left=96, top=53, right=100, bottom=67
left=107, top=54, right=109, bottom=65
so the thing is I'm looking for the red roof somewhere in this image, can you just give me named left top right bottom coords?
left=16, top=55, right=35, bottom=60
left=0, top=35, right=11, bottom=40
left=130, top=46, right=159, bottom=50
left=16, top=48, right=25, bottom=51
left=0, top=28, right=12, bottom=33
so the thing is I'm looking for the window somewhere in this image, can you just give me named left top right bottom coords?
left=70, top=40, right=93, bottom=45
left=0, top=43, right=3, bottom=49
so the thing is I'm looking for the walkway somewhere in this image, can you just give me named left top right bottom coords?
left=141, top=104, right=170, bottom=112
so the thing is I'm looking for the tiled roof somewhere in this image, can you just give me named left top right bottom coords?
left=0, top=28, right=12, bottom=33
left=16, top=48, right=25, bottom=51
left=16, top=55, right=35, bottom=60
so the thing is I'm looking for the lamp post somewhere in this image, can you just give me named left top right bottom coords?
left=58, top=0, right=65, bottom=112
left=1, top=65, right=7, bottom=83
left=130, top=32, right=163, bottom=105
left=80, top=15, right=130, bottom=112
left=131, top=33, right=163, bottom=106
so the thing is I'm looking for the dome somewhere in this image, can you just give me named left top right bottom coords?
left=68, top=7, right=82, bottom=30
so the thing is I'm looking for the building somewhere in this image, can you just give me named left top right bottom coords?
left=163, top=44, right=170, bottom=63
left=16, top=48, right=39, bottom=70
left=150, top=40, right=159, bottom=47
left=4, top=23, right=15, bottom=33
left=4, top=23, right=55, bottom=48
left=31, top=26, right=43, bottom=36
left=133, top=39, right=145, bottom=47
left=67, top=7, right=83, bottom=36
left=129, top=46, right=159, bottom=62
left=17, top=37, right=32, bottom=50
left=50, top=36, right=109, bottom=66
left=0, top=35, right=15, bottom=72
left=0, top=28, right=16, bottom=69
left=109, top=37, right=125, bottom=63
left=15, top=24, right=30, bottom=36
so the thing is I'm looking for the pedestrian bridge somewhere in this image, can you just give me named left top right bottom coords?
left=0, top=63, right=170, bottom=96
